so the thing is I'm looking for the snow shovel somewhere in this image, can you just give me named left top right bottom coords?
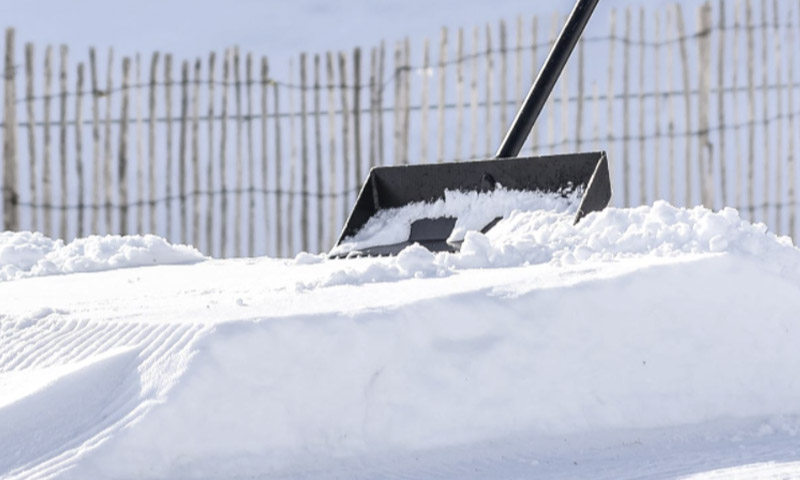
left=333, top=0, right=610, bottom=257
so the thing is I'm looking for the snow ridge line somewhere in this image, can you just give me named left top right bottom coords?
left=0, top=318, right=212, bottom=480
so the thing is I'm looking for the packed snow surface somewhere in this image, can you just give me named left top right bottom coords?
left=2, top=199, right=800, bottom=479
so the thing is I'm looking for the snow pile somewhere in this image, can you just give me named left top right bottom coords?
left=0, top=231, right=206, bottom=281
left=310, top=200, right=799, bottom=288
left=330, top=187, right=581, bottom=255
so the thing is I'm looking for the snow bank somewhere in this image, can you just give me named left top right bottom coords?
left=309, top=201, right=799, bottom=288
left=0, top=232, right=206, bottom=281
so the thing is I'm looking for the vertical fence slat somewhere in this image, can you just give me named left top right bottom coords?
left=733, top=0, right=743, bottom=210
left=788, top=7, right=796, bottom=238
left=377, top=42, right=385, bottom=168
left=147, top=52, right=159, bottom=235
left=788, top=9, right=796, bottom=238
left=352, top=48, right=362, bottom=189
left=206, top=51, right=215, bottom=255
left=272, top=72, right=283, bottom=256
left=746, top=0, right=755, bottom=219
left=653, top=12, right=661, bottom=200
left=545, top=14, right=557, bottom=154
left=288, top=59, right=298, bottom=255
left=325, top=52, right=336, bottom=247
left=456, top=29, right=465, bottom=161
left=760, top=0, right=769, bottom=222
left=368, top=48, right=377, bottom=172
left=75, top=63, right=84, bottom=237
left=530, top=16, right=539, bottom=154
left=192, top=58, right=201, bottom=249
left=638, top=8, right=645, bottom=206
left=485, top=24, right=493, bottom=156
left=58, top=45, right=68, bottom=240
left=592, top=81, right=600, bottom=151
left=393, top=42, right=401, bottom=165
left=402, top=38, right=411, bottom=165
left=233, top=47, right=243, bottom=256
left=675, top=5, right=692, bottom=207
left=667, top=9, right=676, bottom=203
left=697, top=4, right=712, bottom=208
left=575, top=37, right=585, bottom=152
left=515, top=16, right=523, bottom=106
left=219, top=50, right=229, bottom=256
left=436, top=27, right=450, bottom=163
left=622, top=8, right=630, bottom=206
left=313, top=54, right=324, bottom=251
left=24, top=43, right=36, bottom=231
left=339, top=52, right=351, bottom=225
left=178, top=60, right=189, bottom=244
left=421, top=38, right=430, bottom=163
left=717, top=0, right=727, bottom=207
left=245, top=53, right=254, bottom=256
left=772, top=0, right=782, bottom=233
left=163, top=53, right=173, bottom=238
left=607, top=10, right=616, bottom=195
left=43, top=46, right=53, bottom=236
left=559, top=25, right=569, bottom=151
left=300, top=53, right=310, bottom=252
left=118, top=57, right=131, bottom=236
left=89, top=49, right=99, bottom=235
left=499, top=20, right=508, bottom=142
left=470, top=26, right=479, bottom=160
left=3, top=28, right=18, bottom=231
left=260, top=56, right=269, bottom=255
left=103, top=49, right=114, bottom=234
left=135, top=54, right=144, bottom=234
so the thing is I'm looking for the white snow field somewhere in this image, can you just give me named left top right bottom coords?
left=2, top=199, right=800, bottom=479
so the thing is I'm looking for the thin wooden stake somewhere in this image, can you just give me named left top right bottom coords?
left=733, top=0, right=743, bottom=210
left=746, top=0, right=756, bottom=219
left=75, top=63, right=85, bottom=237
left=653, top=12, right=662, bottom=200
left=352, top=48, right=362, bottom=187
left=499, top=20, right=508, bottom=144
left=667, top=9, right=677, bottom=203
left=546, top=14, right=558, bottom=154
left=402, top=39, right=411, bottom=164
left=530, top=16, right=539, bottom=154
left=456, top=29, right=465, bottom=161
left=675, top=5, right=693, bottom=207
left=772, top=0, right=783, bottom=233
left=206, top=51, right=215, bottom=255
left=421, top=38, right=431, bottom=163
left=89, top=48, right=100, bottom=234
left=697, top=4, right=713, bottom=208
left=575, top=37, right=585, bottom=152
left=58, top=45, right=68, bottom=240
left=24, top=43, right=37, bottom=231
left=368, top=48, right=377, bottom=171
left=377, top=42, right=385, bottom=167
left=272, top=79, right=283, bottom=257
left=118, top=57, right=131, bottom=236
left=760, top=0, right=769, bottom=223
left=469, top=26, right=479, bottom=160
left=192, top=59, right=201, bottom=249
left=607, top=10, right=616, bottom=203
left=638, top=7, right=646, bottom=205
left=245, top=53, right=254, bottom=256
left=219, top=50, right=230, bottom=256
left=485, top=24, right=493, bottom=156
left=325, top=52, right=337, bottom=247
left=233, top=47, right=243, bottom=256
left=339, top=52, right=351, bottom=224
left=788, top=10, right=796, bottom=238
left=313, top=54, right=324, bottom=251
left=260, top=56, right=269, bottom=255
left=3, top=28, right=18, bottom=231
left=287, top=60, right=297, bottom=254
left=622, top=8, right=630, bottom=206
left=135, top=55, right=144, bottom=234
left=300, top=53, right=310, bottom=252
left=43, top=46, right=53, bottom=236
left=717, top=0, right=728, bottom=207
left=147, top=52, right=159, bottom=235
left=515, top=16, right=523, bottom=107
left=393, top=42, right=402, bottom=165
left=164, top=54, right=174, bottom=238
left=176, top=60, right=187, bottom=244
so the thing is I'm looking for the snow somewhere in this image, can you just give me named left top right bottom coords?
left=2, top=198, right=800, bottom=479
left=0, top=232, right=206, bottom=282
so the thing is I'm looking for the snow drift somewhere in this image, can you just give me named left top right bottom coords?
left=2, top=200, right=800, bottom=479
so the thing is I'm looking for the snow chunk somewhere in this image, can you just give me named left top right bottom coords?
left=0, top=232, right=206, bottom=282
left=330, top=187, right=581, bottom=255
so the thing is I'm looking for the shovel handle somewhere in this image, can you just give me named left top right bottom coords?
left=495, top=0, right=600, bottom=159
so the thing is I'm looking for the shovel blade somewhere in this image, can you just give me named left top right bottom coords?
left=334, top=151, right=612, bottom=256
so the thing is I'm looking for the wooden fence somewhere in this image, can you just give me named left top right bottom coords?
left=2, top=0, right=800, bottom=258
